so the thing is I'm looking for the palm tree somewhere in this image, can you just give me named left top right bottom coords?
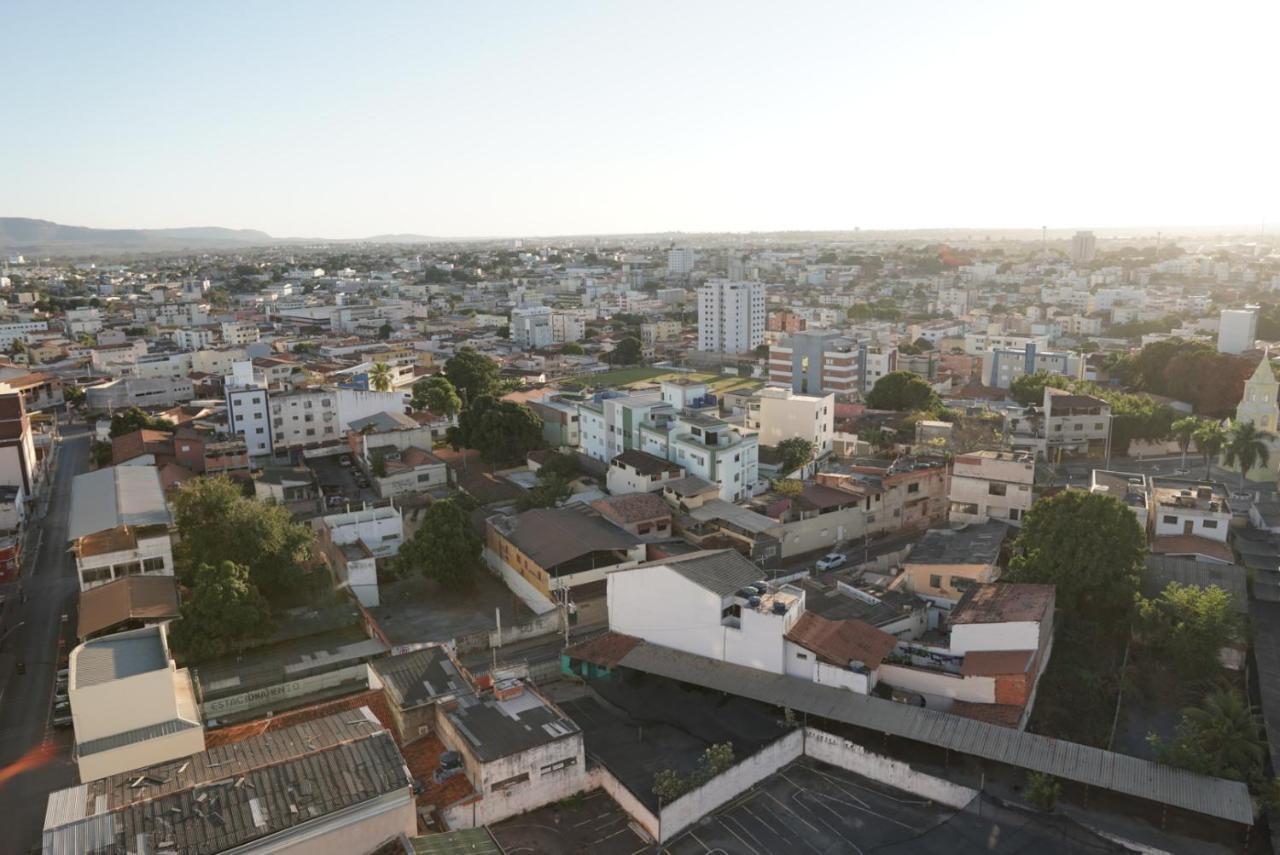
left=1192, top=421, right=1227, bottom=481
left=1173, top=690, right=1263, bottom=782
left=1169, top=417, right=1200, bottom=471
left=368, top=362, right=393, bottom=393
left=1222, top=419, right=1274, bottom=490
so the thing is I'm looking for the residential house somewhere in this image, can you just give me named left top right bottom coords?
left=605, top=448, right=684, bottom=495
left=68, top=466, right=174, bottom=591
left=900, top=521, right=1009, bottom=605
left=67, top=624, right=204, bottom=781
left=948, top=450, right=1035, bottom=526
left=746, top=386, right=835, bottom=459
left=314, top=503, right=405, bottom=607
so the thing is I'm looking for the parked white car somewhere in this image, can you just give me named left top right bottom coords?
left=815, top=552, right=847, bottom=571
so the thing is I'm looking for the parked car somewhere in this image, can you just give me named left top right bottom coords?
left=53, top=714, right=72, bottom=729
left=339, top=455, right=353, bottom=467
left=815, top=553, right=847, bottom=572
left=890, top=688, right=926, bottom=707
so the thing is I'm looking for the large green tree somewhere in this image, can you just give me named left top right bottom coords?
left=865, top=371, right=940, bottom=412
left=443, top=347, right=500, bottom=404
left=412, top=375, right=462, bottom=418
left=1007, top=490, right=1146, bottom=627
left=775, top=437, right=815, bottom=474
left=108, top=406, right=174, bottom=438
left=1150, top=690, right=1263, bottom=783
left=167, top=561, right=274, bottom=662
left=608, top=336, right=643, bottom=366
left=1223, top=419, right=1274, bottom=489
left=397, top=498, right=483, bottom=589
left=1010, top=370, right=1067, bottom=408
left=1134, top=582, right=1240, bottom=681
left=172, top=476, right=314, bottom=597
left=448, top=395, right=544, bottom=464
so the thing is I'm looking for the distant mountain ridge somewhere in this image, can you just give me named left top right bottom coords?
left=0, top=218, right=274, bottom=253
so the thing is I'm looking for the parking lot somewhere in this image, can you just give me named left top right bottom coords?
left=490, top=789, right=656, bottom=855
left=309, top=453, right=379, bottom=507
left=665, top=758, right=1123, bottom=855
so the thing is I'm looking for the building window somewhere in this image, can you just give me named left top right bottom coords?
left=907, top=483, right=920, bottom=494
left=143, top=557, right=165, bottom=573
left=1162, top=515, right=1178, bottom=525
left=1203, top=519, right=1219, bottom=529
left=929, top=574, right=942, bottom=589
left=490, top=772, right=530, bottom=792
left=796, top=652, right=808, bottom=660
left=540, top=757, right=578, bottom=775
left=988, top=483, right=1007, bottom=496
left=951, top=576, right=972, bottom=591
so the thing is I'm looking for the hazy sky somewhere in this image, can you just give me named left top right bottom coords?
left=5, top=1, right=1278, bottom=238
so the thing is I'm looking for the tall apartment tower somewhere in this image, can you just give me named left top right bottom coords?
left=1218, top=306, right=1259, bottom=355
left=697, top=280, right=765, bottom=353
left=667, top=247, right=697, bottom=275
left=1069, top=231, right=1097, bottom=264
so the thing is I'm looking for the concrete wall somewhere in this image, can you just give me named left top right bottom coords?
left=246, top=789, right=417, bottom=855
left=877, top=663, right=996, bottom=704
left=804, top=728, right=977, bottom=809
left=484, top=547, right=558, bottom=615
left=608, top=565, right=726, bottom=661
left=949, top=620, right=1041, bottom=655
left=591, top=765, right=660, bottom=841
left=777, top=506, right=864, bottom=558
left=657, top=728, right=805, bottom=843
left=78, top=726, right=206, bottom=782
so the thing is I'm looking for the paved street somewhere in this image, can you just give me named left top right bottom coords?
left=0, top=420, right=89, bottom=854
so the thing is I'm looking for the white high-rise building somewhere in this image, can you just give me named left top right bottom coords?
left=1069, top=231, right=1097, bottom=265
left=510, top=306, right=554, bottom=349
left=697, top=280, right=765, bottom=353
left=667, top=247, right=696, bottom=275
left=1218, top=306, right=1259, bottom=355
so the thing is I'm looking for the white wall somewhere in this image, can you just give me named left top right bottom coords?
left=877, top=663, right=996, bottom=704
left=608, top=565, right=727, bottom=661
left=803, top=728, right=978, bottom=809
left=723, top=606, right=788, bottom=674
left=254, top=789, right=417, bottom=855
left=949, top=620, right=1041, bottom=655
left=484, top=547, right=557, bottom=615
left=657, top=729, right=804, bottom=843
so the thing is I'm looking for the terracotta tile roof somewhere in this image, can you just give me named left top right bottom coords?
left=949, top=583, right=1055, bottom=625
left=400, top=446, right=445, bottom=467
left=591, top=492, right=671, bottom=525
left=949, top=701, right=1023, bottom=728
left=562, top=632, right=642, bottom=668
left=960, top=649, right=1034, bottom=677
left=785, top=612, right=897, bottom=669
left=78, top=575, right=181, bottom=639
left=1151, top=535, right=1234, bottom=563
left=402, top=735, right=476, bottom=809
left=203, top=689, right=397, bottom=748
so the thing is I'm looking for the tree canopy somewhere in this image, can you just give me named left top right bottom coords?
left=172, top=476, right=314, bottom=598
left=167, top=561, right=273, bottom=662
left=397, top=498, right=483, bottom=590
left=443, top=347, right=500, bottom=404
left=108, top=406, right=174, bottom=438
left=412, top=375, right=461, bottom=417
left=608, top=336, right=643, bottom=366
left=368, top=361, right=394, bottom=392
left=865, top=371, right=941, bottom=412
left=1134, top=582, right=1240, bottom=681
left=1010, top=370, right=1067, bottom=408
left=448, top=395, right=544, bottom=465
left=1007, top=490, right=1146, bottom=627
left=1150, top=690, right=1263, bottom=784
left=775, top=437, right=815, bottom=474
left=1223, top=419, right=1274, bottom=488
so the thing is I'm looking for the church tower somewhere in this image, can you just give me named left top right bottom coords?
left=1236, top=352, right=1279, bottom=433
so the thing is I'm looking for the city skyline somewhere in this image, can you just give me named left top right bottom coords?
left=5, top=1, right=1279, bottom=239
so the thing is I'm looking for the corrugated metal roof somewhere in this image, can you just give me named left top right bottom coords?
left=1145, top=555, right=1248, bottom=614
left=73, top=626, right=168, bottom=689
left=77, top=717, right=201, bottom=757
left=617, top=642, right=1254, bottom=825
left=44, top=707, right=407, bottom=854
left=68, top=465, right=171, bottom=541
left=634, top=548, right=763, bottom=597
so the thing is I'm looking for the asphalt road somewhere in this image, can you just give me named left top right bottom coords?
left=0, top=421, right=89, bottom=855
